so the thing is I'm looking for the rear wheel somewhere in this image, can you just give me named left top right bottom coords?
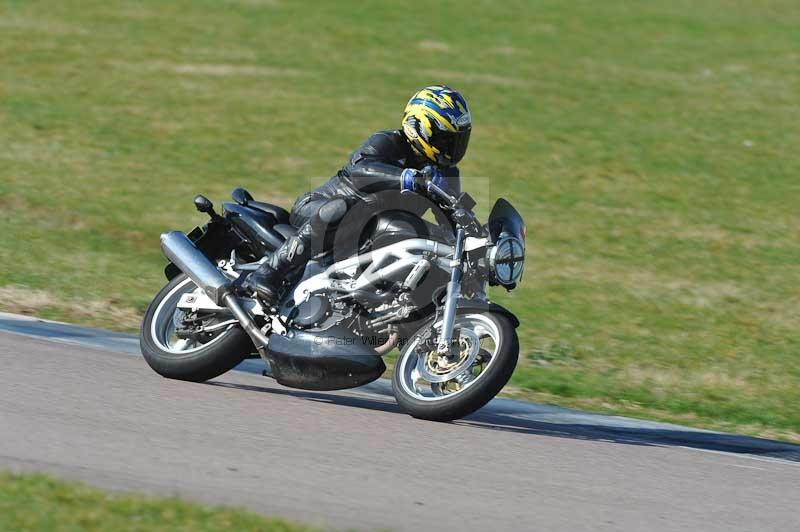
left=392, top=311, right=518, bottom=421
left=140, top=274, right=253, bottom=382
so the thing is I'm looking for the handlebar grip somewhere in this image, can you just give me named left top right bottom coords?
left=426, top=181, right=456, bottom=206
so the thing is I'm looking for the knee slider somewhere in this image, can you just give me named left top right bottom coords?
left=318, top=198, right=347, bottom=224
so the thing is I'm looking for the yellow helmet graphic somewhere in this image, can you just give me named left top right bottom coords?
left=402, top=85, right=471, bottom=167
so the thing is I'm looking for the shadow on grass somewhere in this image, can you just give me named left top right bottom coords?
left=208, top=379, right=800, bottom=463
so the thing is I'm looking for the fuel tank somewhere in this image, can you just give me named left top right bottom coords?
left=367, top=210, right=452, bottom=249
left=267, top=325, right=386, bottom=391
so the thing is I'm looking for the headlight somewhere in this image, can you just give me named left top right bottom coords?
left=486, top=234, right=525, bottom=286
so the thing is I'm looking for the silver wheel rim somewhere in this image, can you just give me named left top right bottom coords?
left=150, top=277, right=233, bottom=355
left=397, top=313, right=501, bottom=402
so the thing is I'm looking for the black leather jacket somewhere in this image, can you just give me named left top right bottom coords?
left=292, top=129, right=460, bottom=215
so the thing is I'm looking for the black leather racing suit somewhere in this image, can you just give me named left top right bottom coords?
left=290, top=129, right=460, bottom=226
left=273, top=129, right=460, bottom=274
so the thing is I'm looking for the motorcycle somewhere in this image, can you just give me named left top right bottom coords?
left=140, top=180, right=526, bottom=421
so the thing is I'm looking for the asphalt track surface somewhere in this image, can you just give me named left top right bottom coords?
left=1, top=314, right=799, bottom=531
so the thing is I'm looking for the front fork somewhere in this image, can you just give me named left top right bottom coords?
left=436, top=228, right=465, bottom=353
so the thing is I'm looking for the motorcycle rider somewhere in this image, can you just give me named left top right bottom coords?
left=243, top=85, right=472, bottom=305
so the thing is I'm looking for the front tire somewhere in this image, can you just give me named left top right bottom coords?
left=140, top=274, right=253, bottom=382
left=392, top=311, right=518, bottom=421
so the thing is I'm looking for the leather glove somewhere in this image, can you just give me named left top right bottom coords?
left=400, top=166, right=445, bottom=194
left=421, top=165, right=446, bottom=190
left=400, top=168, right=425, bottom=193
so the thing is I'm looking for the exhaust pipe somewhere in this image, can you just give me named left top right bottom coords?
left=160, top=231, right=270, bottom=353
left=161, top=231, right=232, bottom=305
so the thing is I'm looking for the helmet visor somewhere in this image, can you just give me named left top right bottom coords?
left=436, top=127, right=471, bottom=166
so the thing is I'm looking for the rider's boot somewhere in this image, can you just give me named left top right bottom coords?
left=242, top=198, right=348, bottom=306
left=242, top=223, right=315, bottom=306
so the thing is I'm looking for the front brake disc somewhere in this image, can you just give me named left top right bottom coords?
left=415, top=328, right=480, bottom=383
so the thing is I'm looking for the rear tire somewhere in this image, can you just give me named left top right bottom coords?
left=392, top=311, right=518, bottom=422
left=140, top=274, right=253, bottom=382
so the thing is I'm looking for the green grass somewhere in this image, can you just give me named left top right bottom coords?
left=1, top=0, right=798, bottom=441
left=0, top=472, right=315, bottom=531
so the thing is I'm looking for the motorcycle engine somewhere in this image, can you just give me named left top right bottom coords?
left=292, top=295, right=332, bottom=328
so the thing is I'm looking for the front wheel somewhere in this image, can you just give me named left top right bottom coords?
left=140, top=274, right=254, bottom=382
left=392, top=311, right=518, bottom=421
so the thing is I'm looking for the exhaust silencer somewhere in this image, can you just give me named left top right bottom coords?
left=160, top=230, right=271, bottom=355
left=160, top=231, right=232, bottom=305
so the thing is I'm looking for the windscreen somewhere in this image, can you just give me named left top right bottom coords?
left=488, top=198, right=525, bottom=244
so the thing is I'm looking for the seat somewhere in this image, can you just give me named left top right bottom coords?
left=248, top=201, right=291, bottom=225
left=231, top=187, right=291, bottom=224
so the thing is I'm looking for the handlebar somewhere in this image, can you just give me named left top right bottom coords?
left=425, top=180, right=458, bottom=208
left=424, top=179, right=484, bottom=236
